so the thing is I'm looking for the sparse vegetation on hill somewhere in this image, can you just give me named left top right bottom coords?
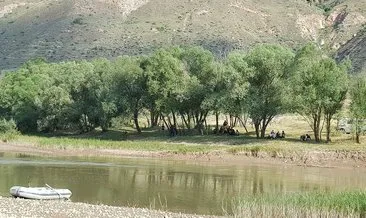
left=0, top=0, right=364, bottom=72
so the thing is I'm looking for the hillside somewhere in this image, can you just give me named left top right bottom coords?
left=337, top=28, right=366, bottom=73
left=0, top=0, right=365, bottom=71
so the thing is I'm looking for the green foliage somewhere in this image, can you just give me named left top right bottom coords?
left=229, top=191, right=366, bottom=217
left=244, top=44, right=294, bottom=138
left=112, top=56, right=146, bottom=132
left=0, top=119, right=19, bottom=142
left=0, top=43, right=352, bottom=138
left=350, top=75, right=366, bottom=143
left=315, top=0, right=345, bottom=16
left=290, top=43, right=349, bottom=142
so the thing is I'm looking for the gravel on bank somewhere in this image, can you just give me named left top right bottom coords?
left=0, top=196, right=221, bottom=218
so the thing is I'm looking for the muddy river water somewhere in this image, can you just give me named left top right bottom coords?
left=0, top=152, right=365, bottom=216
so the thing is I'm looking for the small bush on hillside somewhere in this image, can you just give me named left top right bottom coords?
left=0, top=119, right=20, bottom=142
left=72, top=17, right=84, bottom=25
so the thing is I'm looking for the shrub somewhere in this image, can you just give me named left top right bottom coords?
left=72, top=17, right=84, bottom=25
left=0, top=119, right=20, bottom=142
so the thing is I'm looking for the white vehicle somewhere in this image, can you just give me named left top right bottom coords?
left=337, top=119, right=366, bottom=134
left=337, top=119, right=352, bottom=134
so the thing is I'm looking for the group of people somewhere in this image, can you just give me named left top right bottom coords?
left=161, top=124, right=178, bottom=136
left=300, top=134, right=311, bottom=141
left=268, top=130, right=285, bottom=139
left=218, top=120, right=239, bottom=136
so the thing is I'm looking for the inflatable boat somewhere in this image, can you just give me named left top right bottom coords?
left=10, top=185, right=72, bottom=200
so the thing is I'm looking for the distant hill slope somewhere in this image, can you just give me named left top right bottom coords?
left=337, top=28, right=366, bottom=73
left=0, top=0, right=365, bottom=71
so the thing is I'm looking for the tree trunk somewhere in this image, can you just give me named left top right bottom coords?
left=160, top=114, right=169, bottom=130
left=229, top=115, right=234, bottom=127
left=237, top=117, right=249, bottom=133
left=356, top=118, right=360, bottom=143
left=133, top=109, right=141, bottom=133
left=325, top=114, right=332, bottom=142
left=215, top=111, right=219, bottom=134
left=254, top=122, right=260, bottom=138
left=313, top=111, right=321, bottom=142
left=313, top=118, right=319, bottom=142
left=172, top=111, right=177, bottom=127
left=101, top=118, right=109, bottom=132
left=260, top=117, right=268, bottom=138
left=180, top=113, right=190, bottom=129
left=150, top=109, right=159, bottom=127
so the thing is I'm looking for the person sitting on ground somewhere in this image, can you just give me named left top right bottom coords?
left=221, top=120, right=229, bottom=134
left=276, top=131, right=281, bottom=139
left=170, top=125, right=177, bottom=137
left=300, top=134, right=306, bottom=141
left=281, top=130, right=286, bottom=138
left=305, top=134, right=311, bottom=141
left=270, top=130, right=276, bottom=139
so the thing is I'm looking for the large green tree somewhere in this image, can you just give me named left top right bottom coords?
left=179, top=46, right=217, bottom=133
left=0, top=59, right=52, bottom=132
left=113, top=56, right=147, bottom=133
left=245, top=44, right=294, bottom=138
left=145, top=48, right=185, bottom=130
left=224, top=51, right=252, bottom=130
left=290, top=44, right=349, bottom=142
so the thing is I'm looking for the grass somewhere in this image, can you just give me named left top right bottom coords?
left=16, top=133, right=227, bottom=154
left=225, top=191, right=366, bottom=217
left=6, top=114, right=366, bottom=158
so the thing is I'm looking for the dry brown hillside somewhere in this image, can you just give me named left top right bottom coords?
left=0, top=0, right=365, bottom=72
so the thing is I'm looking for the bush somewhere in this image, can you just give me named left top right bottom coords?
left=72, top=17, right=84, bottom=25
left=0, top=119, right=20, bottom=142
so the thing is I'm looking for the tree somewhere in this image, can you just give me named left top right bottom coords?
left=113, top=56, right=147, bottom=133
left=322, top=59, right=349, bottom=142
left=0, top=63, right=47, bottom=132
left=90, top=58, right=117, bottom=132
left=350, top=76, right=366, bottom=143
left=224, top=51, right=252, bottom=131
left=66, top=60, right=115, bottom=133
left=290, top=44, right=349, bottom=142
left=245, top=44, right=294, bottom=138
left=145, top=48, right=185, bottom=130
left=179, top=46, right=217, bottom=133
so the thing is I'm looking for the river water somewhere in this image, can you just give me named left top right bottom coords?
left=0, top=152, right=365, bottom=216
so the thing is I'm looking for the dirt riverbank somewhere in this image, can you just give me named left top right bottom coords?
left=1, top=142, right=366, bottom=169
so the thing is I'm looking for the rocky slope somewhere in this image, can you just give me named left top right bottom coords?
left=337, top=28, right=366, bottom=73
left=0, top=0, right=365, bottom=72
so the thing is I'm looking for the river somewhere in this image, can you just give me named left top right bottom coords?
left=0, top=152, right=365, bottom=216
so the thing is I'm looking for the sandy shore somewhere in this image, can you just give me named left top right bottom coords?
left=0, top=196, right=221, bottom=218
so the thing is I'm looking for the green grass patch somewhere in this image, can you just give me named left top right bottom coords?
left=16, top=134, right=225, bottom=154
left=226, top=191, right=366, bottom=217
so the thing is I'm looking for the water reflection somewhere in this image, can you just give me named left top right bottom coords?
left=0, top=155, right=365, bottom=215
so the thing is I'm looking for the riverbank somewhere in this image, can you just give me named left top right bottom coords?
left=0, top=196, right=220, bottom=218
left=1, top=134, right=366, bottom=169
